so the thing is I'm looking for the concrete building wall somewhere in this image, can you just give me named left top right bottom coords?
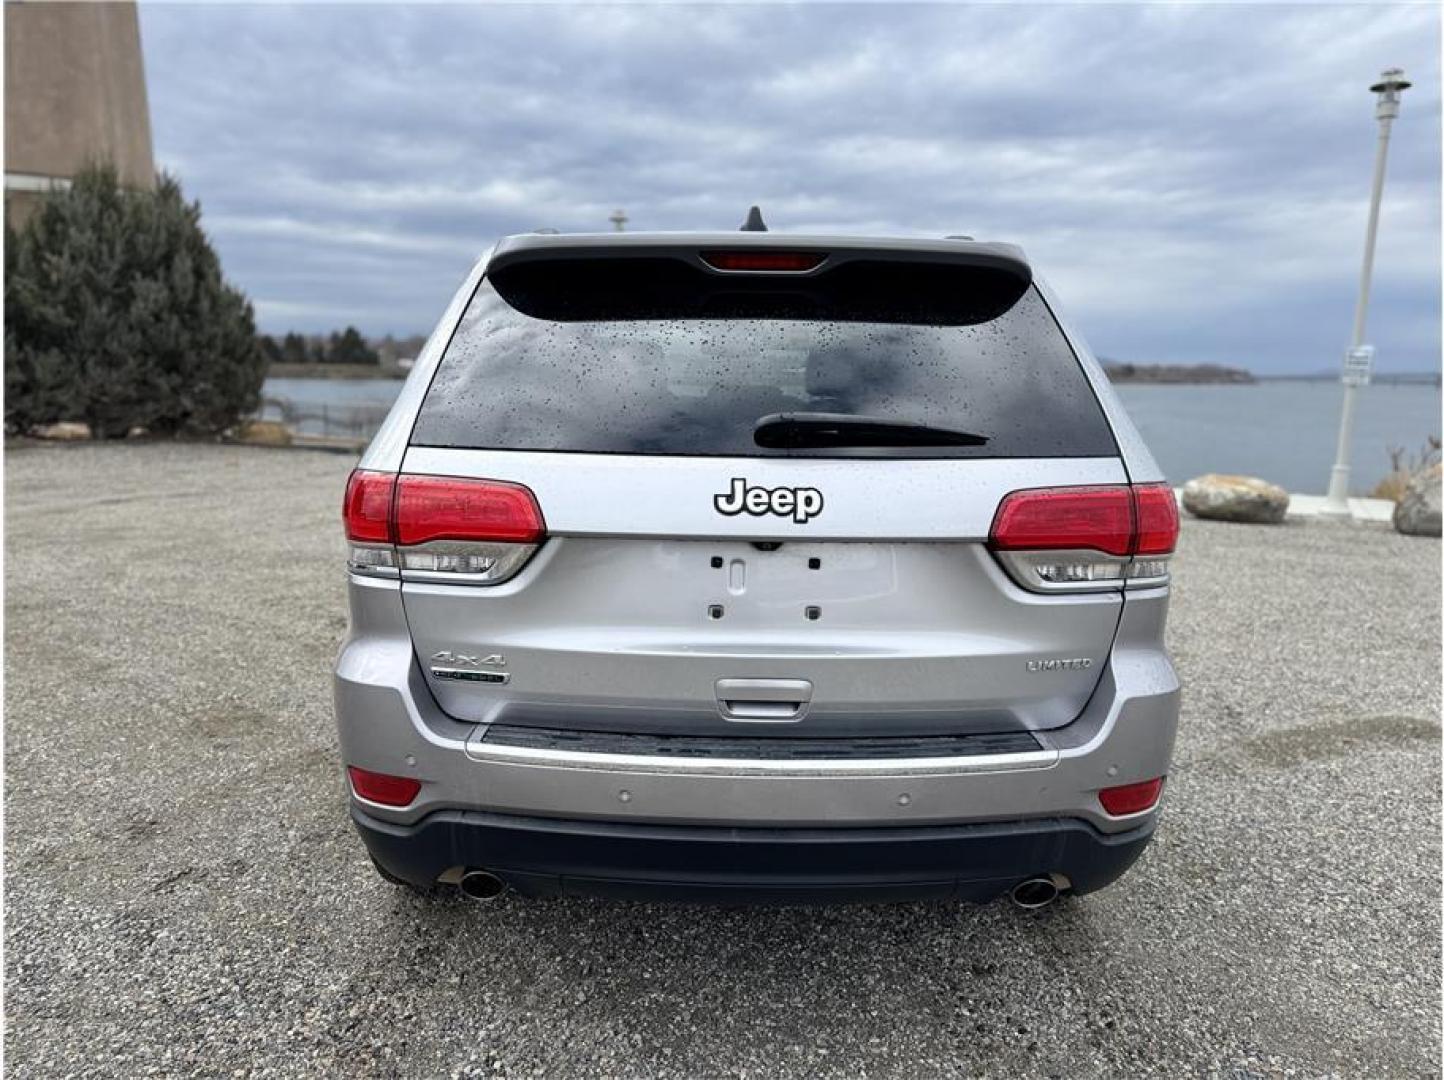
left=4, top=0, right=155, bottom=224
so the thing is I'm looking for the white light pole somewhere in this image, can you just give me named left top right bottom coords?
left=1321, top=67, right=1411, bottom=518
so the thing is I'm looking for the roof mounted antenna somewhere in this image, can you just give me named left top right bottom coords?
left=740, top=206, right=768, bottom=232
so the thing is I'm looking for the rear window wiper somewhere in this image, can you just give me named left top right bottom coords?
left=753, top=412, right=989, bottom=449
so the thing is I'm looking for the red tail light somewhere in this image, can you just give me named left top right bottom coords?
left=1098, top=776, right=1165, bottom=816
left=343, top=470, right=396, bottom=543
left=342, top=470, right=545, bottom=584
left=988, top=484, right=1179, bottom=592
left=347, top=765, right=421, bottom=807
left=990, top=486, right=1134, bottom=557
left=1132, top=483, right=1180, bottom=555
left=393, top=475, right=544, bottom=545
left=700, top=250, right=827, bottom=272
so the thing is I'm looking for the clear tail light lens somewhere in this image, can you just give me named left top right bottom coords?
left=342, top=470, right=545, bottom=585
left=989, top=484, right=1179, bottom=593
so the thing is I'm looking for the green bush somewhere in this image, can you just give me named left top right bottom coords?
left=5, top=165, right=264, bottom=438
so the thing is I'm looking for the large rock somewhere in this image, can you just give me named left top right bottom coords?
left=1393, top=464, right=1442, bottom=537
left=33, top=421, right=91, bottom=441
left=1181, top=474, right=1289, bottom=524
left=234, top=420, right=293, bottom=447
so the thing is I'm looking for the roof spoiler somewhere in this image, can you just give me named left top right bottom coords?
left=485, top=237, right=1034, bottom=326
left=488, top=233, right=1030, bottom=283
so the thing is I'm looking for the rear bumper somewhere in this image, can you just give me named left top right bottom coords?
left=354, top=805, right=1156, bottom=904
left=335, top=574, right=1180, bottom=897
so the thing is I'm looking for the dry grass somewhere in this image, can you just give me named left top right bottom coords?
left=1370, top=436, right=1441, bottom=501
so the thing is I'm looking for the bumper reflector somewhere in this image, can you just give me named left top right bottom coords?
left=1099, top=776, right=1165, bottom=816
left=347, top=766, right=422, bottom=807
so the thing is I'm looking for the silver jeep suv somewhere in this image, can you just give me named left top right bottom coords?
left=334, top=225, right=1180, bottom=906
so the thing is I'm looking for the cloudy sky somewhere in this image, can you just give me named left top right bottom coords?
left=139, top=3, right=1440, bottom=373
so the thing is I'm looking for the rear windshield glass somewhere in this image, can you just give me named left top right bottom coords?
left=411, top=261, right=1117, bottom=459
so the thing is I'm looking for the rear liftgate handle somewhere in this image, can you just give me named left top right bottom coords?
left=714, top=678, right=813, bottom=723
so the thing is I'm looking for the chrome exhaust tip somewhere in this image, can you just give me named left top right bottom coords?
left=1010, top=876, right=1061, bottom=910
left=458, top=869, right=508, bottom=902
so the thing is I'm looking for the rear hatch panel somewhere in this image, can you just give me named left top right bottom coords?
left=398, top=237, right=1126, bottom=739
left=400, top=450, right=1126, bottom=736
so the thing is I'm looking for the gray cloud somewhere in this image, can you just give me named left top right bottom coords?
left=140, top=2, right=1440, bottom=372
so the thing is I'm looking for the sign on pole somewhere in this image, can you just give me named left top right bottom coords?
left=1342, top=345, right=1374, bottom=387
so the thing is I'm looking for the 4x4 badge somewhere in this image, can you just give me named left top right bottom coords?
left=431, top=651, right=505, bottom=667
left=714, top=478, right=824, bottom=524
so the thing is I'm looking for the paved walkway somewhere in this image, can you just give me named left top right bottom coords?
left=1174, top=488, right=1395, bottom=525
left=1285, top=492, right=1395, bottom=523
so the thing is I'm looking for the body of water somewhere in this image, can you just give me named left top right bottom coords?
left=265, top=376, right=407, bottom=407
left=1113, top=381, right=1439, bottom=494
left=264, top=376, right=1440, bottom=495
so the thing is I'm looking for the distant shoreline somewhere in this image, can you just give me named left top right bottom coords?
left=1103, top=362, right=1253, bottom=385
left=1104, top=364, right=1439, bottom=387
left=266, top=362, right=407, bottom=380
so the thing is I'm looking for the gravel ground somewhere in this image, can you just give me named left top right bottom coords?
left=5, top=442, right=1440, bottom=1078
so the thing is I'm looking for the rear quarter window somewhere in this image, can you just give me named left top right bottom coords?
left=410, top=267, right=1118, bottom=460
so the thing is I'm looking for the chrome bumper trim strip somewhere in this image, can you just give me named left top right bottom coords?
left=463, top=738, right=1059, bottom=778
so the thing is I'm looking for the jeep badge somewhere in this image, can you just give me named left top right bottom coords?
left=713, top=478, right=824, bottom=524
